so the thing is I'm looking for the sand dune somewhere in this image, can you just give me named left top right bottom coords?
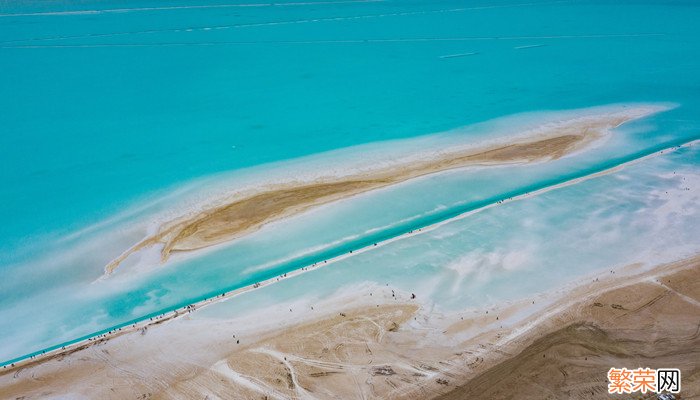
left=432, top=264, right=700, bottom=400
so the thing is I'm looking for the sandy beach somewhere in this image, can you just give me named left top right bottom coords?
left=105, top=107, right=663, bottom=274
left=3, top=251, right=698, bottom=399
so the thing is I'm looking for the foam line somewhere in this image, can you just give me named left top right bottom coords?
left=0, top=0, right=385, bottom=17
left=0, top=8, right=485, bottom=45
left=439, top=52, right=478, bottom=59
left=514, top=44, right=545, bottom=49
left=0, top=0, right=574, bottom=18
left=1, top=33, right=666, bottom=49
left=0, top=1, right=580, bottom=45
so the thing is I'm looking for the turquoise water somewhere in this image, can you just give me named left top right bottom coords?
left=195, top=142, right=700, bottom=321
left=1, top=0, right=700, bottom=364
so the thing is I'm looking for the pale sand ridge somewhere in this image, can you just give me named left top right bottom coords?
left=105, top=107, right=663, bottom=274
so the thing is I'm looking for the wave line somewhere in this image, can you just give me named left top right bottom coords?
left=1, top=33, right=666, bottom=49
left=0, top=0, right=384, bottom=18
left=0, top=1, right=578, bottom=44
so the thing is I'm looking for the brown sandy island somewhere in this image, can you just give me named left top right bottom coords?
left=106, top=108, right=660, bottom=274
left=2, top=254, right=698, bottom=399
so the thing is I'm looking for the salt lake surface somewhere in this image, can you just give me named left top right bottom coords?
left=1, top=0, right=699, bottom=364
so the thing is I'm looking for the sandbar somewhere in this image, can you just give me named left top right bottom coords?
left=105, top=107, right=662, bottom=274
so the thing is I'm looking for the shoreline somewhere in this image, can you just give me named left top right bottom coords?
left=104, top=106, right=666, bottom=274
left=1, top=137, right=696, bottom=371
left=1, top=252, right=698, bottom=398
left=427, top=256, right=700, bottom=399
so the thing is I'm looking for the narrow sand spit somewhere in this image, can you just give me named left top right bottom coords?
left=105, top=107, right=663, bottom=273
left=2, top=254, right=698, bottom=399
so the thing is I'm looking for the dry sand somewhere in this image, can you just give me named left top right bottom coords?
left=2, top=254, right=698, bottom=399
left=429, top=262, right=700, bottom=400
left=105, top=110, right=655, bottom=274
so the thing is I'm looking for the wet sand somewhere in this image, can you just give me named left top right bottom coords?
left=106, top=108, right=660, bottom=273
left=2, top=254, right=698, bottom=399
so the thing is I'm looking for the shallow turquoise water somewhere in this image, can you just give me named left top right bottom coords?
left=197, top=143, right=700, bottom=320
left=1, top=0, right=700, bottom=364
